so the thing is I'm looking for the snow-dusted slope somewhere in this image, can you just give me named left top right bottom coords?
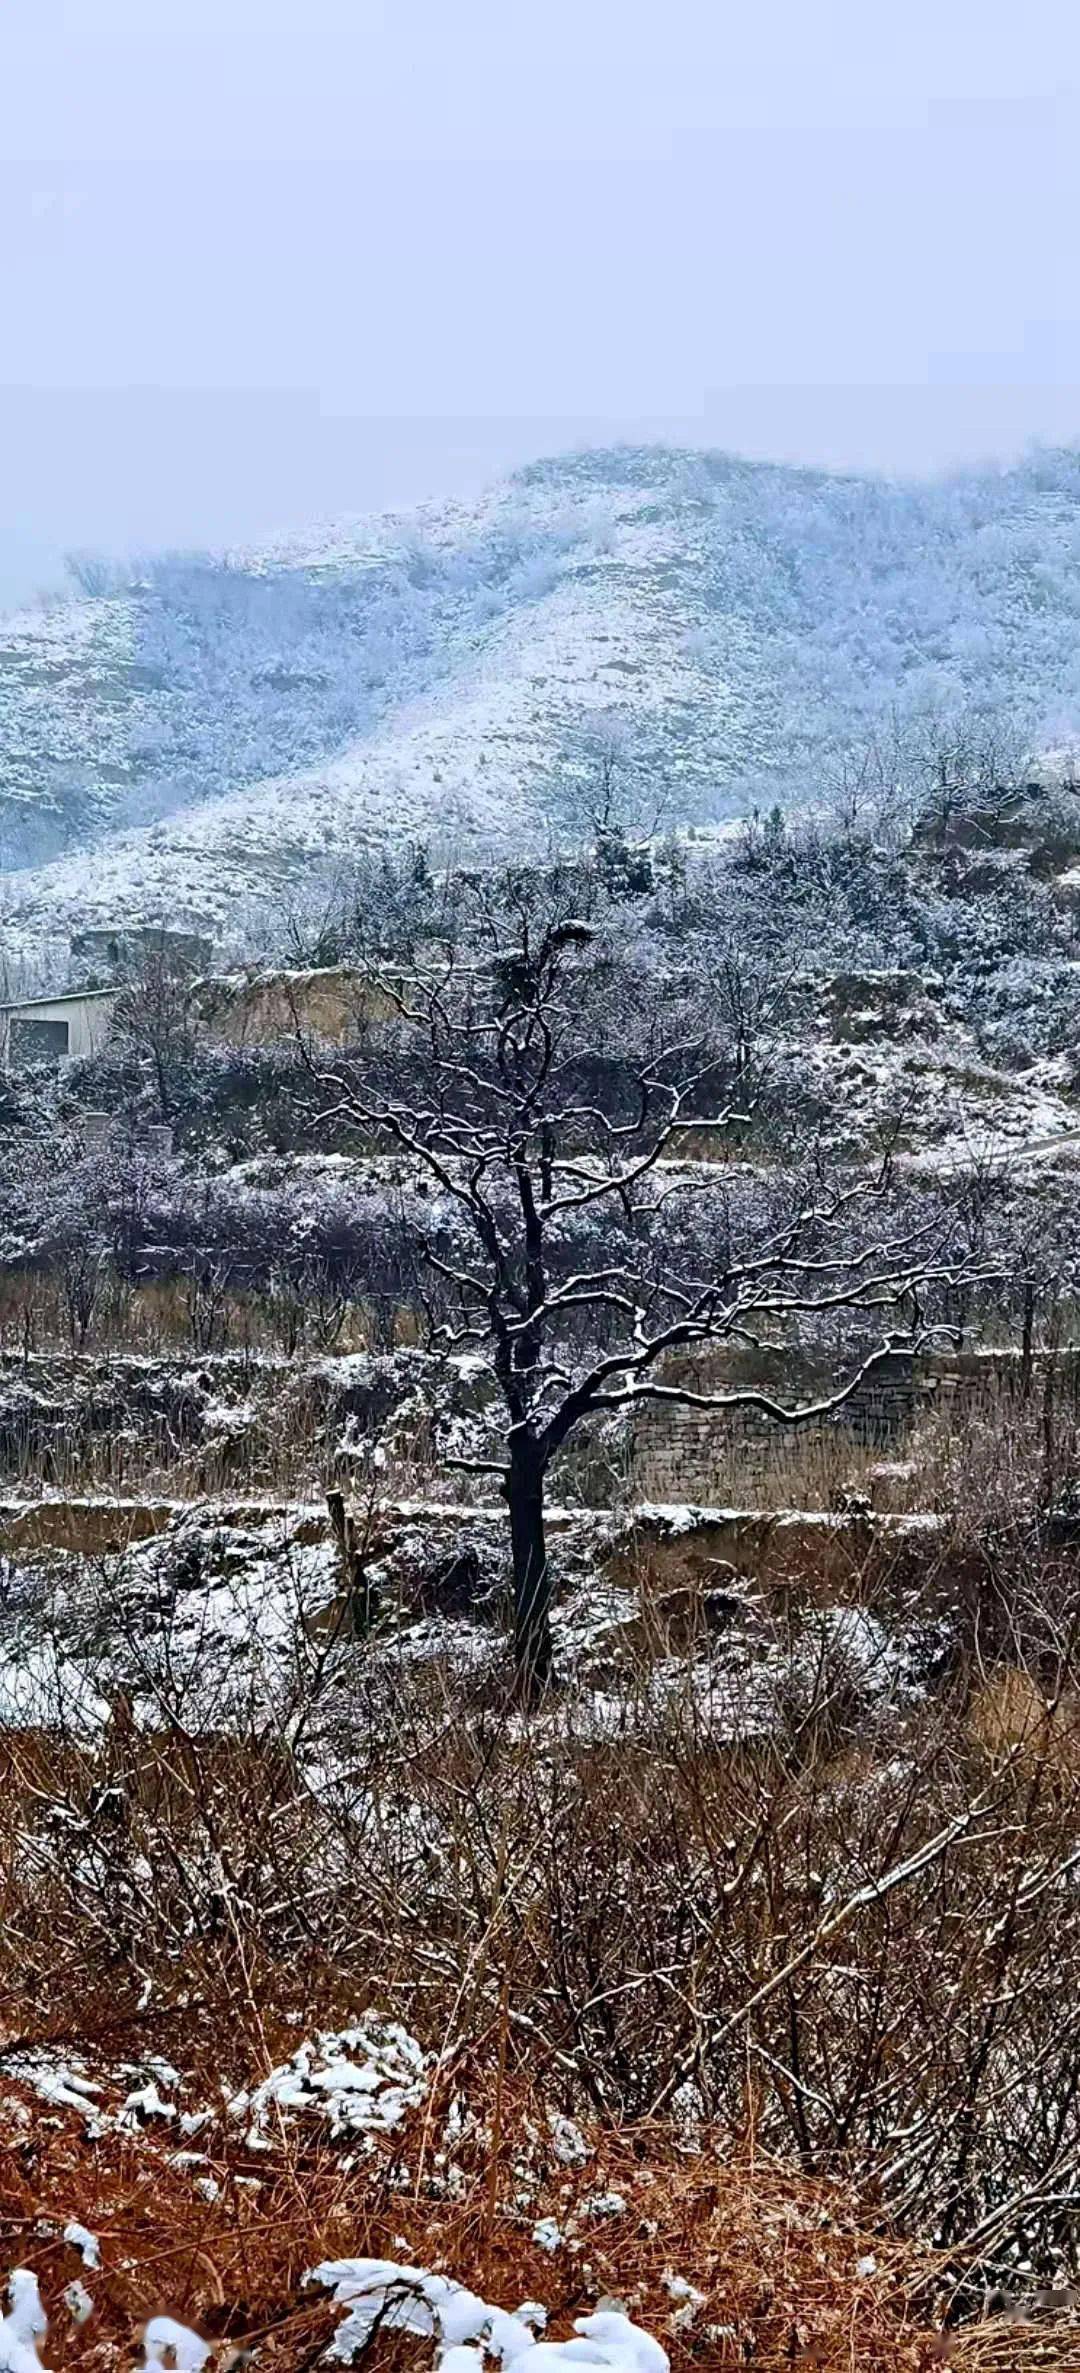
left=5, top=441, right=1080, bottom=955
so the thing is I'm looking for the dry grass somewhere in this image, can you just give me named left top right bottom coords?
left=945, top=2320, right=1080, bottom=2371
left=4, top=1545, right=1080, bottom=2303
left=0, top=1351, right=459, bottom=1506
left=5, top=1937, right=1079, bottom=2371
left=5, top=1355, right=1080, bottom=2366
left=0, top=1268, right=418, bottom=1364
left=1, top=2051, right=940, bottom=2373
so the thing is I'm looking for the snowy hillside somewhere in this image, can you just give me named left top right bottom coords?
left=5, top=441, right=1080, bottom=959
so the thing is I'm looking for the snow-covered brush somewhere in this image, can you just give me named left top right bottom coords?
left=311, top=2259, right=669, bottom=2373
left=0, top=2277, right=210, bottom=2373
left=229, top=2020, right=428, bottom=2146
left=141, top=2315, right=211, bottom=2373
left=0, top=2273, right=48, bottom=2373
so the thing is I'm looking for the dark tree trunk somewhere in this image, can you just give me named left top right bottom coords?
left=1020, top=1278, right=1036, bottom=1399
left=507, top=1438, right=553, bottom=1698
left=326, top=1488, right=379, bottom=1636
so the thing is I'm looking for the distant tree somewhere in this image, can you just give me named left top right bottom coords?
left=277, top=845, right=445, bottom=969
left=305, top=869, right=977, bottom=1697
left=711, top=940, right=798, bottom=1078
left=549, top=732, right=669, bottom=898
left=109, top=944, right=201, bottom=1120
left=912, top=713, right=1034, bottom=843
left=64, top=549, right=134, bottom=598
left=732, top=804, right=791, bottom=878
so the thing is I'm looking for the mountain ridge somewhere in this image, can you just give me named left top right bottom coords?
left=4, top=440, right=1080, bottom=967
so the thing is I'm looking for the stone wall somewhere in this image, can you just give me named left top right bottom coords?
left=628, top=1352, right=925, bottom=1503
left=627, top=1347, right=1080, bottom=1505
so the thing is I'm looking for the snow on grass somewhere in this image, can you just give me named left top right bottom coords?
left=142, top=2318, right=210, bottom=2373
left=118, top=2079, right=178, bottom=2128
left=0, top=2271, right=48, bottom=2373
left=0, top=1638, right=110, bottom=1735
left=230, top=2019, right=428, bottom=2146
left=61, top=2223, right=99, bottom=2270
left=1, top=2049, right=195, bottom=2148
left=62, top=2282, right=93, bottom=2326
left=1, top=2053, right=107, bottom=2130
left=547, top=2111, right=590, bottom=2166
left=311, top=2257, right=669, bottom=2373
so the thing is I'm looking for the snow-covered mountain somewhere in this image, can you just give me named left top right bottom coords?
left=5, top=441, right=1080, bottom=964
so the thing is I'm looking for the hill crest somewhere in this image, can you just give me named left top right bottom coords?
left=4, top=440, right=1080, bottom=964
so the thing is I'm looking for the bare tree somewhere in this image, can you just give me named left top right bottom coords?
left=912, top=711, right=1035, bottom=843
left=711, top=938, right=801, bottom=1079
left=109, top=941, right=201, bottom=1121
left=306, top=877, right=975, bottom=1695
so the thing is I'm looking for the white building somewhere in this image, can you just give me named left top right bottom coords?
left=0, top=985, right=122, bottom=1069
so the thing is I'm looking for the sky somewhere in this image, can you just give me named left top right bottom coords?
left=2, top=0, right=1080, bottom=604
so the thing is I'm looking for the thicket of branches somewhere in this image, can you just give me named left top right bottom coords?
left=295, top=866, right=1001, bottom=1688
left=7, top=1492, right=1080, bottom=2305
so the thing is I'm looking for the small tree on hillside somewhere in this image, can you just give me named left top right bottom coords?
left=307, top=874, right=976, bottom=1696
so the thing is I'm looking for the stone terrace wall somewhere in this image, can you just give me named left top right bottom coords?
left=628, top=1347, right=1080, bottom=1504
left=629, top=1354, right=926, bottom=1502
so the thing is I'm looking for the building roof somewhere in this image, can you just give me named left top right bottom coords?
left=0, top=984, right=124, bottom=1015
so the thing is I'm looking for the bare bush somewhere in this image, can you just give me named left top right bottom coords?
left=5, top=1515, right=1080, bottom=2299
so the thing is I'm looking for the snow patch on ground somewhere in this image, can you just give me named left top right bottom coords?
left=230, top=2020, right=428, bottom=2145
left=311, top=2256, right=669, bottom=2373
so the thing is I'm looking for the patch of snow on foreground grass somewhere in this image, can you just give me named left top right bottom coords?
left=0, top=2271, right=47, bottom=2373
left=1, top=2015, right=428, bottom=2156
left=311, top=2259, right=669, bottom=2373
left=1, top=2258, right=669, bottom=2373
left=1, top=2275, right=211, bottom=2373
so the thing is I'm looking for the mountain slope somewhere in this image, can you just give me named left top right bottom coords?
left=5, top=442, right=1080, bottom=960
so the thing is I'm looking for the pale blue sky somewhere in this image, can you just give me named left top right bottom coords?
left=2, top=0, right=1080, bottom=602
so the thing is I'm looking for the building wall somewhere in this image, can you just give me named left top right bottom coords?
left=1, top=991, right=120, bottom=1067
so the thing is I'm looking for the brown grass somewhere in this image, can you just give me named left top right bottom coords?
left=1, top=2053, right=941, bottom=2373
left=965, top=1667, right=1080, bottom=1779
left=4, top=1367, right=1080, bottom=2365
left=945, top=2321, right=1080, bottom=2371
